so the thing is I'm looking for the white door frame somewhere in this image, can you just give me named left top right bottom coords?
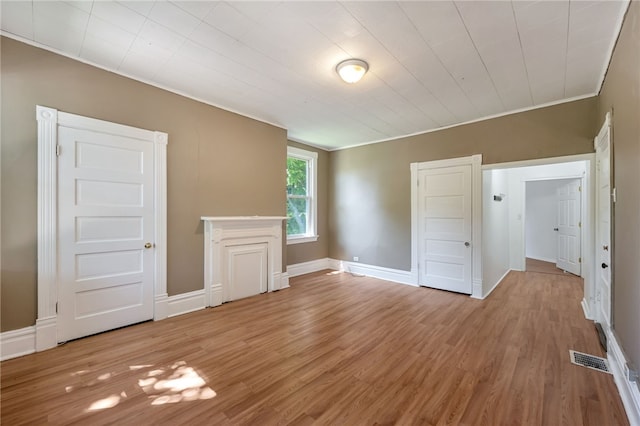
left=594, top=112, right=613, bottom=328
left=35, top=106, right=168, bottom=352
left=522, top=176, right=585, bottom=273
left=411, top=154, right=483, bottom=298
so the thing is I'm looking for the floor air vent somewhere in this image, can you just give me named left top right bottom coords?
left=569, top=350, right=612, bottom=374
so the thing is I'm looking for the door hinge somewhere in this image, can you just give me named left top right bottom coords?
left=56, top=145, right=62, bottom=156
left=578, top=185, right=582, bottom=192
left=612, top=188, right=617, bottom=203
left=55, top=302, right=58, bottom=313
left=578, top=221, right=582, bottom=228
left=578, top=257, right=582, bottom=263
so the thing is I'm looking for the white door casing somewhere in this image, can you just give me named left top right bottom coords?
left=36, top=106, right=168, bottom=350
left=595, top=113, right=612, bottom=329
left=411, top=155, right=482, bottom=296
left=556, top=179, right=582, bottom=275
left=57, top=127, right=155, bottom=342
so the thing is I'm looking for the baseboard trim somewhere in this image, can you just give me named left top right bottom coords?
left=528, top=256, right=556, bottom=264
left=1, top=326, right=36, bottom=361
left=287, top=258, right=332, bottom=277
left=328, top=258, right=342, bottom=271
left=154, top=293, right=169, bottom=321
left=279, top=272, right=290, bottom=289
left=476, top=269, right=512, bottom=300
left=607, top=328, right=640, bottom=426
left=167, top=290, right=207, bottom=318
left=35, top=316, right=57, bottom=351
left=335, top=260, right=417, bottom=287
left=471, top=279, right=483, bottom=299
left=581, top=298, right=593, bottom=320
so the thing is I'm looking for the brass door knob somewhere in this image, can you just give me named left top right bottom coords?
left=144, top=243, right=153, bottom=249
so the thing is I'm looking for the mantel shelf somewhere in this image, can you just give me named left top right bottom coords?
left=201, top=216, right=287, bottom=222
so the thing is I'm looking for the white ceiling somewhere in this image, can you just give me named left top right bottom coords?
left=0, top=1, right=629, bottom=150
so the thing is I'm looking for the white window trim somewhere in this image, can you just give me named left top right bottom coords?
left=287, top=146, right=318, bottom=244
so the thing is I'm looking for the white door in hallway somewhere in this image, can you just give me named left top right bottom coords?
left=418, top=165, right=472, bottom=294
left=58, top=126, right=155, bottom=342
left=595, top=116, right=612, bottom=328
left=556, top=179, right=582, bottom=275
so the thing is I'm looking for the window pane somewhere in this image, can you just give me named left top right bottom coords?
left=287, top=197, right=307, bottom=235
left=287, top=157, right=307, bottom=196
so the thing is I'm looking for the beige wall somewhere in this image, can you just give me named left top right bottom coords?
left=286, top=141, right=330, bottom=265
left=0, top=37, right=287, bottom=332
left=598, top=1, right=640, bottom=377
left=328, top=98, right=598, bottom=270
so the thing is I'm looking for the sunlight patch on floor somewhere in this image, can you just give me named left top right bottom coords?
left=79, top=361, right=215, bottom=412
left=87, top=391, right=127, bottom=412
left=138, top=361, right=217, bottom=405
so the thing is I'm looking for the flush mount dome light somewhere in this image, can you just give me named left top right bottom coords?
left=336, top=59, right=369, bottom=83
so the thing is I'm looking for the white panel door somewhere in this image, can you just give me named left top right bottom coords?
left=596, top=124, right=612, bottom=328
left=58, top=127, right=155, bottom=342
left=418, top=165, right=472, bottom=294
left=225, top=243, right=268, bottom=302
left=556, top=179, right=581, bottom=275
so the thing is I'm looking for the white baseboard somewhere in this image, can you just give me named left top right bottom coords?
left=607, top=328, right=640, bottom=426
left=210, top=284, right=223, bottom=307
left=471, top=278, right=483, bottom=299
left=287, top=258, right=332, bottom=277
left=35, top=316, right=57, bottom=351
left=475, top=269, right=512, bottom=300
left=528, top=256, right=556, bottom=264
left=581, top=298, right=593, bottom=320
left=154, top=293, right=169, bottom=320
left=335, top=260, right=417, bottom=287
left=1, top=326, right=36, bottom=361
left=167, top=290, right=206, bottom=318
left=328, top=258, right=342, bottom=271
left=279, top=272, right=290, bottom=289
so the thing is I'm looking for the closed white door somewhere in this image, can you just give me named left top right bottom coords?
left=596, top=121, right=612, bottom=328
left=58, top=127, right=155, bottom=342
left=556, top=179, right=581, bottom=275
left=418, top=165, right=472, bottom=294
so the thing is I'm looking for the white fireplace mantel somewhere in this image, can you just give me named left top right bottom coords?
left=201, top=216, right=288, bottom=307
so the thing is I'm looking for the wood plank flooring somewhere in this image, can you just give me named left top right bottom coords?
left=526, top=257, right=568, bottom=275
left=1, top=270, right=629, bottom=425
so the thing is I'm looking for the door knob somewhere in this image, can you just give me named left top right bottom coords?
left=601, top=263, right=609, bottom=269
left=603, top=245, right=609, bottom=251
left=553, top=228, right=559, bottom=231
left=144, top=243, right=153, bottom=249
left=464, top=242, right=470, bottom=247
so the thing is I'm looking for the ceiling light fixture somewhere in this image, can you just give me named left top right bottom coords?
left=336, top=59, right=369, bottom=84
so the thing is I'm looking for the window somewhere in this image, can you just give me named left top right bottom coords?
left=287, top=146, right=318, bottom=244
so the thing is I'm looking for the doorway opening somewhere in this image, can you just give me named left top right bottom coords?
left=525, top=178, right=582, bottom=276
left=481, top=154, right=595, bottom=318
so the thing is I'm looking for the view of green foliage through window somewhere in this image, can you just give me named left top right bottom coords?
left=286, top=157, right=308, bottom=235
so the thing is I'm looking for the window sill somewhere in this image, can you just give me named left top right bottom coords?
left=287, top=235, right=319, bottom=245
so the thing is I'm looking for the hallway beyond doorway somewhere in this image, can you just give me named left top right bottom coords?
left=526, top=257, right=568, bottom=276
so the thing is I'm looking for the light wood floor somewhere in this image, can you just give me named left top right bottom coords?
left=1, top=270, right=629, bottom=425
left=526, top=257, right=567, bottom=275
